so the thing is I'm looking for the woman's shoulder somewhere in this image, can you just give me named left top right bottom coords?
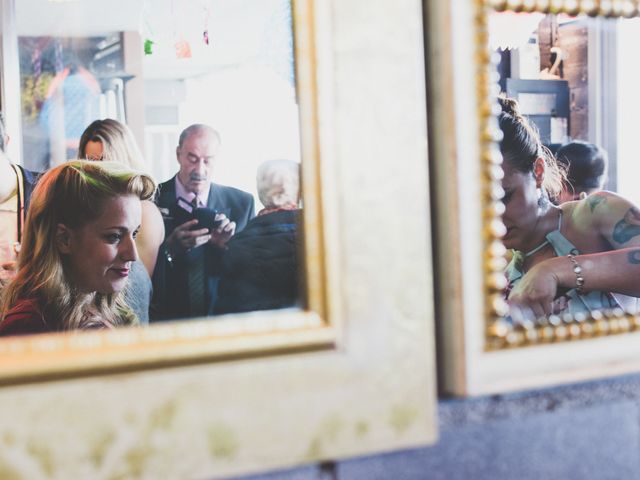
left=563, top=191, right=640, bottom=247
left=137, top=200, right=166, bottom=277
left=140, top=200, right=165, bottom=241
left=0, top=299, right=52, bottom=337
left=567, top=191, right=636, bottom=223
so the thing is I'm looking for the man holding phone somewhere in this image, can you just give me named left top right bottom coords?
left=153, top=124, right=254, bottom=320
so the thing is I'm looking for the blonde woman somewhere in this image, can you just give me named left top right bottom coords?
left=78, top=119, right=164, bottom=275
left=78, top=119, right=164, bottom=323
left=0, top=161, right=156, bottom=336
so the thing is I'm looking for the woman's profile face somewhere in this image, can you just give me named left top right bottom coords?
left=84, top=140, right=104, bottom=161
left=65, top=194, right=141, bottom=294
left=501, top=160, right=541, bottom=251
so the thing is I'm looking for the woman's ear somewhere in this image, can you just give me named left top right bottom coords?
left=533, top=157, right=546, bottom=188
left=55, top=224, right=72, bottom=254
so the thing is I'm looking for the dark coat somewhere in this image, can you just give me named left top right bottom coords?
left=13, top=165, right=39, bottom=243
left=19, top=165, right=39, bottom=215
left=214, top=209, right=301, bottom=315
left=152, top=176, right=255, bottom=320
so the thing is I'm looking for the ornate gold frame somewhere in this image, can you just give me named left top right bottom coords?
left=0, top=0, right=340, bottom=385
left=480, top=0, right=640, bottom=350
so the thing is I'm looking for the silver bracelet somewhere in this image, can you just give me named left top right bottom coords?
left=567, top=254, right=585, bottom=294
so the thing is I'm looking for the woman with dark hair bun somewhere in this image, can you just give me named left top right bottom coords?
left=499, top=97, right=640, bottom=322
left=556, top=140, right=608, bottom=203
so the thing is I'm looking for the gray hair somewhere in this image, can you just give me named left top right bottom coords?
left=178, top=124, right=221, bottom=148
left=257, top=159, right=300, bottom=209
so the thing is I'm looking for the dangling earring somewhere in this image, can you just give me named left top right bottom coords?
left=537, top=188, right=549, bottom=211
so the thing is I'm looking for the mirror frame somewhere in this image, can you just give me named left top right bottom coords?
left=427, top=0, right=640, bottom=396
left=0, top=0, right=338, bottom=384
left=0, top=1, right=437, bottom=477
left=482, top=1, right=640, bottom=349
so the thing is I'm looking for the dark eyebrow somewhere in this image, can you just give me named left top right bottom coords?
left=104, top=226, right=130, bottom=232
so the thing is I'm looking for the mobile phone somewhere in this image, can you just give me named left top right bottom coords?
left=193, top=207, right=221, bottom=230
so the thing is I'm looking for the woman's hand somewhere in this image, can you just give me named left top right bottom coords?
left=507, top=260, right=560, bottom=323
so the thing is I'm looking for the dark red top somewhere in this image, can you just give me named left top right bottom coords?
left=0, top=299, right=55, bottom=337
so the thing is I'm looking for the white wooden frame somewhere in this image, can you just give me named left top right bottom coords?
left=0, top=0, right=437, bottom=477
left=428, top=0, right=640, bottom=396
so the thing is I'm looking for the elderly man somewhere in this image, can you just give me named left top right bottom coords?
left=153, top=124, right=254, bottom=320
left=0, top=113, right=39, bottom=288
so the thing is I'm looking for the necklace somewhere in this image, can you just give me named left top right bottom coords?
left=524, top=207, right=563, bottom=258
left=525, top=238, right=549, bottom=257
left=511, top=238, right=550, bottom=278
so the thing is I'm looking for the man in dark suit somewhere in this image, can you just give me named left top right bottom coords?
left=152, top=124, right=254, bottom=320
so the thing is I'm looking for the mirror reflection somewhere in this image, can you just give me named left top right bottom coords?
left=0, top=0, right=304, bottom=336
left=490, top=12, right=640, bottom=325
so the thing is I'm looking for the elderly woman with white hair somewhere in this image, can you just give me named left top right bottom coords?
left=213, top=159, right=301, bottom=314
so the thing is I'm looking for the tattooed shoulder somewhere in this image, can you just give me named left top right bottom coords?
left=613, top=207, right=640, bottom=244
left=586, top=194, right=606, bottom=213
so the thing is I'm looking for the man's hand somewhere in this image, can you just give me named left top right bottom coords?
left=166, top=219, right=211, bottom=252
left=208, top=213, right=236, bottom=248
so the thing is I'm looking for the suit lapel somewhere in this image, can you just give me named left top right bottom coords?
left=207, top=183, right=218, bottom=209
left=158, top=176, right=177, bottom=208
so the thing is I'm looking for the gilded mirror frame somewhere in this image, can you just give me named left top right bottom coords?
left=427, top=0, right=640, bottom=396
left=481, top=0, right=640, bottom=349
left=0, top=0, right=341, bottom=385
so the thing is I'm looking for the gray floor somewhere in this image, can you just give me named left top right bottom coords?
left=236, top=373, right=640, bottom=480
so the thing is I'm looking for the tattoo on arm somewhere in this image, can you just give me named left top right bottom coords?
left=587, top=195, right=606, bottom=213
left=613, top=207, right=640, bottom=244
left=628, top=250, right=640, bottom=264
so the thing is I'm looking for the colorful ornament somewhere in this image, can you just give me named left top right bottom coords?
left=175, top=38, right=192, bottom=59
left=144, top=39, right=155, bottom=55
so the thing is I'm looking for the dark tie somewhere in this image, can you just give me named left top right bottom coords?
left=187, top=195, right=206, bottom=316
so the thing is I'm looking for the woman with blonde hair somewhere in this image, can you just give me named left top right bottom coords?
left=78, top=119, right=164, bottom=323
left=0, top=161, right=156, bottom=336
left=78, top=119, right=164, bottom=273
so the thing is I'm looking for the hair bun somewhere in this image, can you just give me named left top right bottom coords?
left=498, top=96, right=522, bottom=118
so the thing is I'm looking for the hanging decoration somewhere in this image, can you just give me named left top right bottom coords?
left=175, top=38, right=192, bottom=59
left=141, top=0, right=156, bottom=56
left=144, top=38, right=155, bottom=55
left=142, top=0, right=210, bottom=59
left=171, top=0, right=192, bottom=59
left=202, top=2, right=211, bottom=45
